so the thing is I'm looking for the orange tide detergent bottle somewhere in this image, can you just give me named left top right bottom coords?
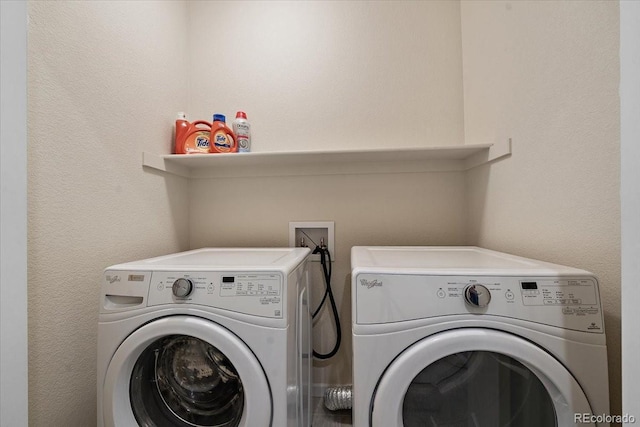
left=174, top=112, right=212, bottom=154
left=210, top=114, right=237, bottom=153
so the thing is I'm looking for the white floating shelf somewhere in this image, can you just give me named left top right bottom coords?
left=142, top=140, right=511, bottom=178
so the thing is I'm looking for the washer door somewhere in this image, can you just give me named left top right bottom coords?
left=103, top=316, right=271, bottom=427
left=371, top=329, right=594, bottom=427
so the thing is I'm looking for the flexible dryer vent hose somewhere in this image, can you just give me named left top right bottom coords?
left=323, top=385, right=353, bottom=411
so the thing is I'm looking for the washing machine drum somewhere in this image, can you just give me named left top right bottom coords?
left=130, top=335, right=244, bottom=426
left=102, top=316, right=271, bottom=427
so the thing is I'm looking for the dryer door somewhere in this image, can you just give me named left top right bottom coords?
left=371, top=329, right=594, bottom=427
left=102, top=316, right=271, bottom=427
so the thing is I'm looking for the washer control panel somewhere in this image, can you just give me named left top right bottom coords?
left=101, top=271, right=285, bottom=319
left=219, top=274, right=281, bottom=297
left=147, top=271, right=284, bottom=318
left=354, top=274, right=603, bottom=333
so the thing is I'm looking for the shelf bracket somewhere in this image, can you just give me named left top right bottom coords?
left=464, top=138, right=512, bottom=170
left=142, top=152, right=190, bottom=178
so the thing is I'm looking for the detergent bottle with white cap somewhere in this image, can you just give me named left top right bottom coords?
left=232, top=111, right=251, bottom=153
left=174, top=112, right=212, bottom=154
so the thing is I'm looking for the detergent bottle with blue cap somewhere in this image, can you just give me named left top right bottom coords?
left=210, top=114, right=237, bottom=153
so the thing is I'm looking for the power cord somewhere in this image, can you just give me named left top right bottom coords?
left=301, top=234, right=341, bottom=360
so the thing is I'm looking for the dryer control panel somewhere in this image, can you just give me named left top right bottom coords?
left=354, top=274, right=603, bottom=333
left=518, top=279, right=597, bottom=307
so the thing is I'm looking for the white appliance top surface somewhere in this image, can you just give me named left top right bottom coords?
left=107, top=247, right=311, bottom=271
left=351, top=246, right=592, bottom=276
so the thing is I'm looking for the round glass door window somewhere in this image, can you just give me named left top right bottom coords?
left=130, top=335, right=244, bottom=427
left=402, top=351, right=557, bottom=427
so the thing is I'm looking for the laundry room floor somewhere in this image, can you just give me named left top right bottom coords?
left=312, top=397, right=352, bottom=426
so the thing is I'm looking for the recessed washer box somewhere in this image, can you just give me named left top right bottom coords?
left=289, top=221, right=335, bottom=262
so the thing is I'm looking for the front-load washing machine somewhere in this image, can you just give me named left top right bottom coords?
left=97, top=247, right=312, bottom=427
left=351, top=246, right=609, bottom=427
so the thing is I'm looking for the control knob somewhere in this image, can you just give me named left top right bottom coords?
left=464, top=284, right=491, bottom=308
left=172, top=278, right=193, bottom=298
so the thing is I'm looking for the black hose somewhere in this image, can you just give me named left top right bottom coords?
left=311, top=246, right=341, bottom=360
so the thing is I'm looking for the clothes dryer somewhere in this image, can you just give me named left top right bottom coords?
left=351, top=246, right=609, bottom=427
left=97, top=247, right=312, bottom=427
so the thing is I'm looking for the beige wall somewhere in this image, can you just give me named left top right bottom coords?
left=27, top=1, right=190, bottom=425
left=187, top=0, right=465, bottom=151
left=462, top=0, right=621, bottom=416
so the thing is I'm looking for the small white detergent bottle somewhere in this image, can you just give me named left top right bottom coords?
left=232, top=111, right=251, bottom=153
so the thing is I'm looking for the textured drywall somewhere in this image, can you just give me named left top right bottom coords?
left=27, top=1, right=190, bottom=425
left=189, top=171, right=468, bottom=385
left=186, top=0, right=465, bottom=151
left=462, top=0, right=621, bottom=417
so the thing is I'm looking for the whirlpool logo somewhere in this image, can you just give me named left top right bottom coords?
left=106, top=275, right=121, bottom=284
left=360, top=278, right=383, bottom=289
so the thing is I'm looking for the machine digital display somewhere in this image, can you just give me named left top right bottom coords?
left=521, top=282, right=538, bottom=290
left=222, top=276, right=235, bottom=283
